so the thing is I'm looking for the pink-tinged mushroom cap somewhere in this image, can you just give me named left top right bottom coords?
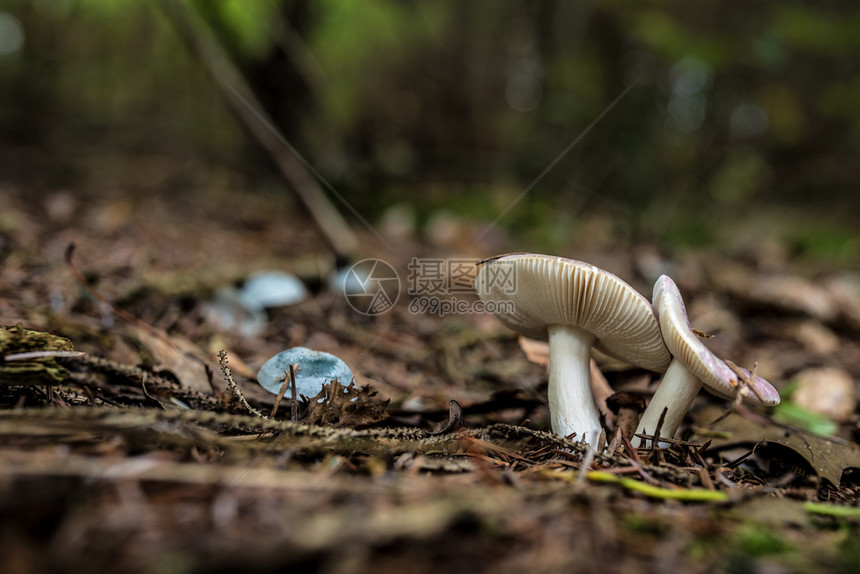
left=652, top=275, right=779, bottom=406
left=708, top=367, right=782, bottom=405
left=635, top=275, right=780, bottom=447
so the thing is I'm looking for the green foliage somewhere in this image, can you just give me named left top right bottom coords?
left=731, top=524, right=791, bottom=557
left=632, top=11, right=730, bottom=66
left=623, top=512, right=670, bottom=535
left=772, top=402, right=838, bottom=437
left=309, top=1, right=444, bottom=126
left=768, top=380, right=838, bottom=436
left=804, top=503, right=860, bottom=520
left=2, top=0, right=860, bottom=249
left=837, top=528, right=860, bottom=574
left=772, top=7, right=860, bottom=53
left=205, top=0, right=281, bottom=59
left=788, top=226, right=860, bottom=263
left=708, top=146, right=771, bottom=205
left=584, top=471, right=729, bottom=501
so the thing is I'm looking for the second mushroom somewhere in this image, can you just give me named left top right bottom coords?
left=634, top=275, right=781, bottom=447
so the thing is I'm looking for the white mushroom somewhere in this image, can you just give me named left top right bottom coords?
left=475, top=253, right=671, bottom=447
left=635, top=275, right=781, bottom=446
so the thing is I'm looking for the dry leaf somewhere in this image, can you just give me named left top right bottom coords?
left=692, top=405, right=860, bottom=487
left=133, top=327, right=214, bottom=395
left=517, top=336, right=550, bottom=368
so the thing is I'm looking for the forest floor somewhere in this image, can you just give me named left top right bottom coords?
left=1, top=155, right=859, bottom=574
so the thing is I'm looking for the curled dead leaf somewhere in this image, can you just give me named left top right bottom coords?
left=691, top=405, right=860, bottom=487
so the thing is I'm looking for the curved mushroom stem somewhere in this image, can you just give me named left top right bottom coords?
left=634, top=360, right=703, bottom=447
left=547, top=324, right=603, bottom=448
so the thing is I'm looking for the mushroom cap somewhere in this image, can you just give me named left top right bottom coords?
left=204, top=287, right=268, bottom=338
left=257, top=347, right=353, bottom=399
left=475, top=253, right=671, bottom=372
left=707, top=366, right=781, bottom=405
left=653, top=275, right=780, bottom=406
left=239, top=271, right=307, bottom=310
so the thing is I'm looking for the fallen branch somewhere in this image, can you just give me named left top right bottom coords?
left=157, top=0, right=360, bottom=259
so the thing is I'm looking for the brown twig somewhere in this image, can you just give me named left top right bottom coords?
left=218, top=350, right=265, bottom=418
left=698, top=467, right=715, bottom=490
left=270, top=370, right=291, bottom=419
left=653, top=407, right=667, bottom=445
left=633, top=433, right=705, bottom=449
left=141, top=375, right=167, bottom=410
left=607, top=427, right=622, bottom=454
left=619, top=429, right=657, bottom=484
left=637, top=406, right=669, bottom=449
left=4, top=350, right=86, bottom=361
left=725, top=359, right=766, bottom=404
left=289, top=363, right=298, bottom=422
left=156, top=0, right=360, bottom=259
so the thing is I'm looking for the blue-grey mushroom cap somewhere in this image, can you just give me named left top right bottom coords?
left=257, top=347, right=353, bottom=399
left=204, top=287, right=267, bottom=338
left=239, top=271, right=307, bottom=310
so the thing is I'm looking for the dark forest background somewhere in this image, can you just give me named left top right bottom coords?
left=1, top=0, right=858, bottom=257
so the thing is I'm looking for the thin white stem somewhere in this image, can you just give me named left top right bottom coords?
left=634, top=360, right=702, bottom=447
left=547, top=324, right=602, bottom=447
